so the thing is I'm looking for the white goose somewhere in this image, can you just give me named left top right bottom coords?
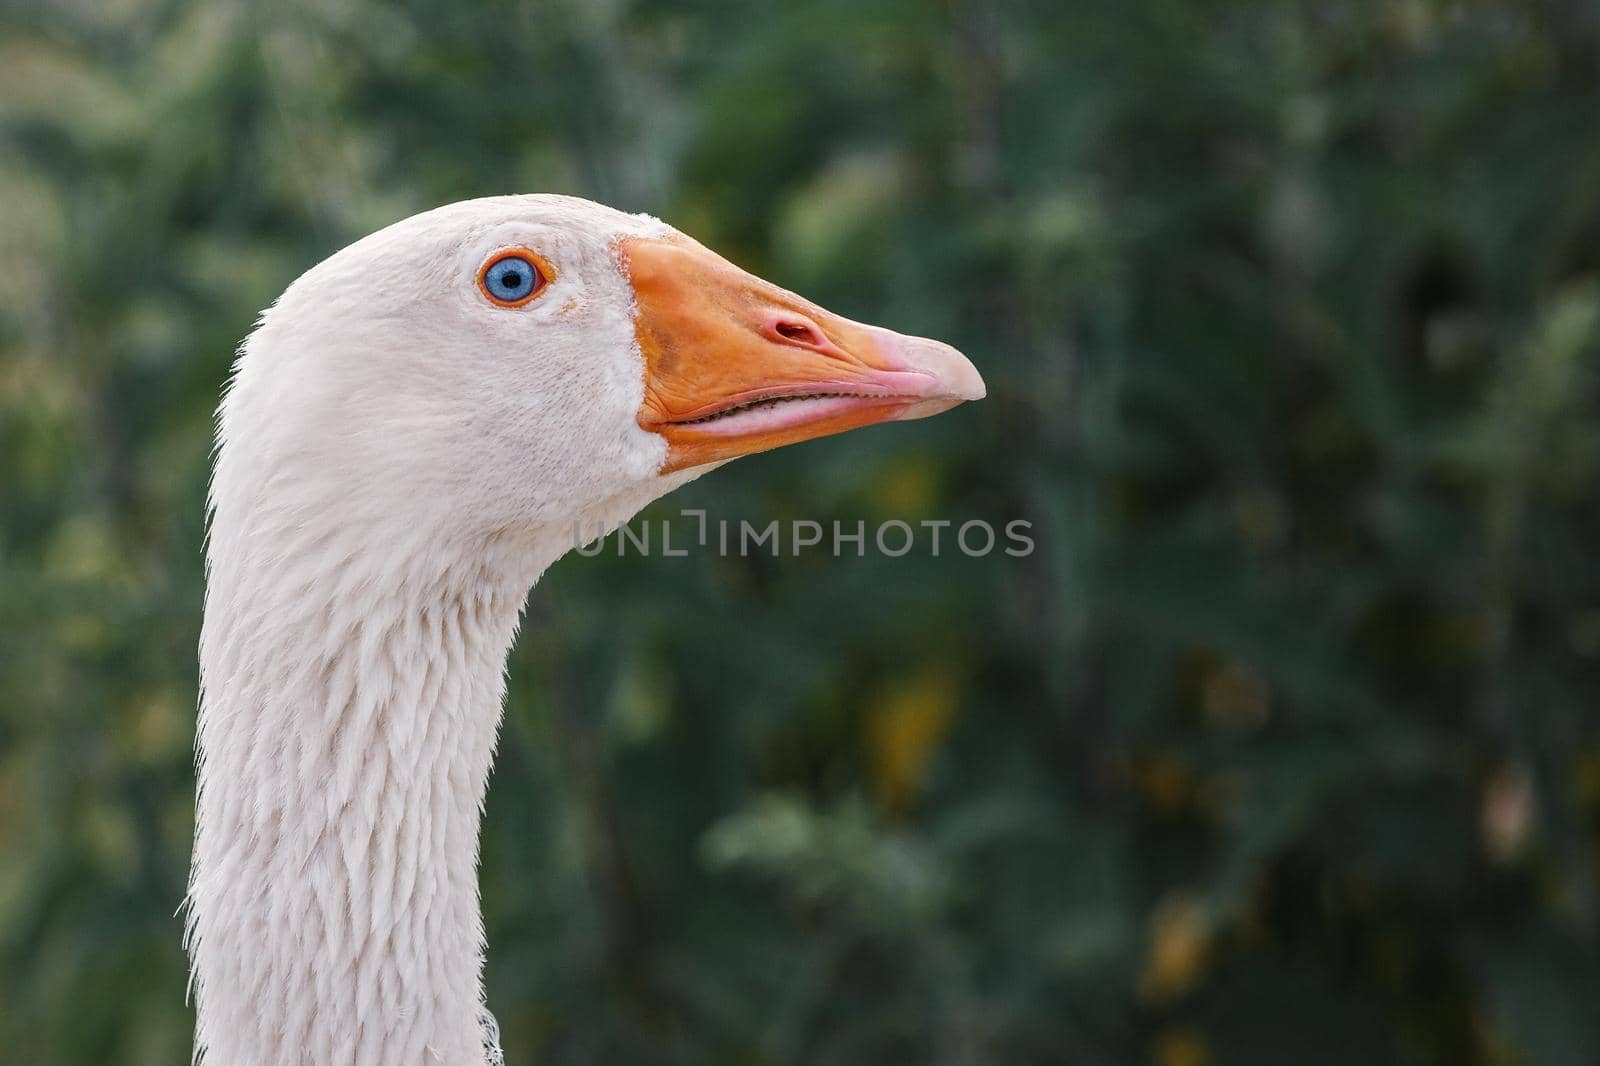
left=187, top=194, right=984, bottom=1065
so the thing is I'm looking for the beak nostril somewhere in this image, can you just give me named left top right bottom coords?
left=774, top=320, right=820, bottom=344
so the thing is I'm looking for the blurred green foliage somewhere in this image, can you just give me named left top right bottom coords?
left=4, top=0, right=1600, bottom=1063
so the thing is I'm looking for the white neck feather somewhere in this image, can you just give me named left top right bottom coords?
left=187, top=461, right=695, bottom=1065
left=187, top=519, right=553, bottom=1065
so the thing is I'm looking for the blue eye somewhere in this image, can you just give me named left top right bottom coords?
left=481, top=253, right=544, bottom=305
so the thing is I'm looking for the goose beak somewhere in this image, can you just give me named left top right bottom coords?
left=621, top=234, right=985, bottom=474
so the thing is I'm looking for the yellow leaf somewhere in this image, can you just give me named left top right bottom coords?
left=867, top=668, right=960, bottom=814
left=1154, top=1029, right=1211, bottom=1066
left=873, top=456, right=939, bottom=519
left=1139, top=895, right=1213, bottom=1003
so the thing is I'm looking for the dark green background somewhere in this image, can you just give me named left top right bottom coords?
left=4, top=1, right=1600, bottom=1063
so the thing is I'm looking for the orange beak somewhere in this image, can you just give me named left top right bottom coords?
left=620, top=234, right=985, bottom=474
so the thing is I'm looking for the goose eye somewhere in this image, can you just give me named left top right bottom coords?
left=479, top=252, right=547, bottom=306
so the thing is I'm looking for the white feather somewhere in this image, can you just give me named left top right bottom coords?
left=188, top=196, right=704, bottom=1066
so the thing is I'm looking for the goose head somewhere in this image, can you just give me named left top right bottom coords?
left=194, top=194, right=984, bottom=1065
left=216, top=194, right=984, bottom=562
